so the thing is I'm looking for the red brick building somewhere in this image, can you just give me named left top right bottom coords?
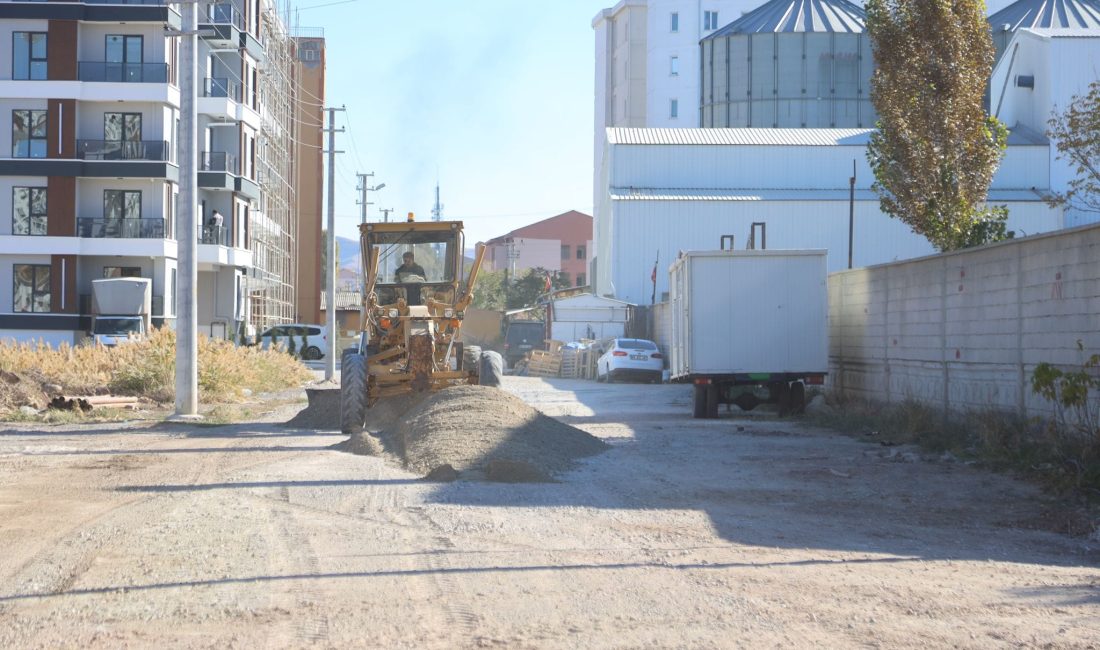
left=485, top=210, right=593, bottom=287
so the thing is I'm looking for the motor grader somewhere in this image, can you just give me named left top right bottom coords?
left=340, top=215, right=498, bottom=433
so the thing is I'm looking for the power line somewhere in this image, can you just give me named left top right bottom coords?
left=296, top=0, right=364, bottom=12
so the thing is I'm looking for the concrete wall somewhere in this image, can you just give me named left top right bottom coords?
left=829, top=223, right=1100, bottom=418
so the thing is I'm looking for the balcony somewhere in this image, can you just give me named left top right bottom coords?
left=77, top=218, right=166, bottom=239
left=200, top=2, right=245, bottom=48
left=201, top=151, right=238, bottom=173
left=78, top=61, right=168, bottom=83
left=78, top=140, right=170, bottom=161
left=201, top=224, right=228, bottom=246
left=0, top=0, right=180, bottom=28
left=204, top=77, right=241, bottom=101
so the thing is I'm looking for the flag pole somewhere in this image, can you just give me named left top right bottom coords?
left=651, top=250, right=659, bottom=305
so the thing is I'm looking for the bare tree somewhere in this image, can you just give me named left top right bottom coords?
left=1048, top=79, right=1100, bottom=214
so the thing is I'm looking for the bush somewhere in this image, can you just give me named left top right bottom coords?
left=0, top=328, right=311, bottom=403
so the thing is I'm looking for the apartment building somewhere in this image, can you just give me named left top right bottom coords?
left=484, top=211, right=593, bottom=287
left=0, top=0, right=310, bottom=345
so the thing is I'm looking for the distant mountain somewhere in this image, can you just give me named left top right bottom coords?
left=337, top=236, right=359, bottom=270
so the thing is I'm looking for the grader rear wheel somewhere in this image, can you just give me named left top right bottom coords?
left=479, top=351, right=503, bottom=387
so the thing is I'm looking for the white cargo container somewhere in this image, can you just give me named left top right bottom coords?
left=668, top=249, right=828, bottom=418
left=91, top=278, right=152, bottom=347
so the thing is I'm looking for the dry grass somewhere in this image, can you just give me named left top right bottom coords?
left=0, top=328, right=311, bottom=404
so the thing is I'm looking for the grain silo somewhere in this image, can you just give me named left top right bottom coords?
left=989, top=0, right=1100, bottom=68
left=700, top=0, right=874, bottom=128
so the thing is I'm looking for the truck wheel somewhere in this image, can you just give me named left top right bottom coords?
left=705, top=384, right=720, bottom=419
left=771, top=382, right=792, bottom=417
left=693, top=384, right=707, bottom=418
left=341, top=352, right=368, bottom=434
left=302, top=346, right=323, bottom=360
left=479, top=351, right=503, bottom=387
left=789, top=381, right=806, bottom=415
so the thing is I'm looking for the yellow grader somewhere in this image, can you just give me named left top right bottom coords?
left=340, top=215, right=497, bottom=433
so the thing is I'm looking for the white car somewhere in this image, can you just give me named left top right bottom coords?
left=257, top=324, right=328, bottom=360
left=596, top=338, right=664, bottom=383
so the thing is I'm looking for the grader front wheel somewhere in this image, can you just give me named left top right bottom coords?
left=341, top=352, right=368, bottom=434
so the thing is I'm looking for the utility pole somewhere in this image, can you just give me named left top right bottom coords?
left=324, top=106, right=345, bottom=382
left=174, top=0, right=199, bottom=417
left=431, top=181, right=443, bottom=221
left=380, top=208, right=394, bottom=223
left=848, top=159, right=856, bottom=269
left=355, top=172, right=373, bottom=224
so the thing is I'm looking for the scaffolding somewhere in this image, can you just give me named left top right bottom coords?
left=250, top=0, right=298, bottom=332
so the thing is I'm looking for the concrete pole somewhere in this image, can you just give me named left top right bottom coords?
left=324, top=107, right=344, bottom=382
left=175, top=0, right=199, bottom=416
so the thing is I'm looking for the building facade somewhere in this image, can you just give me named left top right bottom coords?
left=0, top=0, right=315, bottom=345
left=594, top=127, right=1063, bottom=304
left=484, top=211, right=593, bottom=287
left=292, top=31, right=325, bottom=326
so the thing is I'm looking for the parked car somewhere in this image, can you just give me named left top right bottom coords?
left=503, top=321, right=545, bottom=369
left=258, top=324, right=328, bottom=360
left=596, top=338, right=664, bottom=383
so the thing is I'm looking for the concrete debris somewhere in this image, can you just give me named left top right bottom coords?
left=18, top=406, right=38, bottom=417
left=805, top=394, right=831, bottom=415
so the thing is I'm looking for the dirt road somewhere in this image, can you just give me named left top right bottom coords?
left=1, top=377, right=1097, bottom=648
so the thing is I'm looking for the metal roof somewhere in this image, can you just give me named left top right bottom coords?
left=988, top=0, right=1100, bottom=31
left=319, top=291, right=362, bottom=311
left=705, top=0, right=866, bottom=37
left=607, top=128, right=873, bottom=146
left=606, top=127, right=1048, bottom=146
left=609, top=188, right=1049, bottom=202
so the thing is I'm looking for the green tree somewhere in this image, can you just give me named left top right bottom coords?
left=505, top=268, right=570, bottom=310
left=1047, top=79, right=1100, bottom=214
left=471, top=268, right=507, bottom=311
left=865, top=0, right=1010, bottom=252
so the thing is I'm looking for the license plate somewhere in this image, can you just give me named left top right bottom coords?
left=630, top=354, right=647, bottom=361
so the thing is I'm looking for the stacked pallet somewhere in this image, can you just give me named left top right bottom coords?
left=526, top=350, right=563, bottom=377
left=559, top=348, right=583, bottom=378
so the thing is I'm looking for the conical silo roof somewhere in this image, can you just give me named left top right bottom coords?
left=988, top=0, right=1100, bottom=30
left=705, top=0, right=866, bottom=37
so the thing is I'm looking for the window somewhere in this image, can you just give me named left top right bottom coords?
left=561, top=244, right=570, bottom=260
left=670, top=12, right=679, bottom=32
left=13, top=264, right=50, bottom=313
left=103, top=267, right=141, bottom=278
left=559, top=272, right=570, bottom=285
left=12, top=187, right=47, bottom=236
left=106, top=34, right=143, bottom=82
left=670, top=98, right=679, bottom=119
left=13, top=32, right=47, bottom=80
left=170, top=268, right=177, bottom=316
left=105, top=112, right=142, bottom=158
left=577, top=273, right=586, bottom=286
left=576, top=245, right=586, bottom=260
left=670, top=55, right=679, bottom=76
left=12, top=110, right=47, bottom=158
left=704, top=10, right=719, bottom=30
left=104, top=190, right=141, bottom=220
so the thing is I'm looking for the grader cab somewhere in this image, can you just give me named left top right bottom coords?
left=340, top=217, right=494, bottom=433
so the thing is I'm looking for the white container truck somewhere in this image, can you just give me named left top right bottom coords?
left=668, top=249, right=828, bottom=418
left=91, top=277, right=152, bottom=346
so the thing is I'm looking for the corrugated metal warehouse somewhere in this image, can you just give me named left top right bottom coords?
left=594, top=127, right=1063, bottom=305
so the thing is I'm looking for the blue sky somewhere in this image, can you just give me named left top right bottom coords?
left=295, top=0, right=606, bottom=247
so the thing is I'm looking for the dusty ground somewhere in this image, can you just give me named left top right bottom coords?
left=0, top=377, right=1097, bottom=648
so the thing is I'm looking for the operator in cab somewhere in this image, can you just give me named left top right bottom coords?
left=394, top=251, right=427, bottom=282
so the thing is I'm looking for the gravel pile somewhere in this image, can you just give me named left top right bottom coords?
left=339, top=385, right=608, bottom=480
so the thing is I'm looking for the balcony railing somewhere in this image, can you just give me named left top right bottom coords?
left=200, top=224, right=228, bottom=246
left=204, top=2, right=245, bottom=29
left=201, top=151, right=238, bottom=173
left=203, top=77, right=241, bottom=101
left=83, top=0, right=175, bottom=5
left=77, top=140, right=170, bottom=161
left=77, top=218, right=166, bottom=239
left=77, top=61, right=168, bottom=83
